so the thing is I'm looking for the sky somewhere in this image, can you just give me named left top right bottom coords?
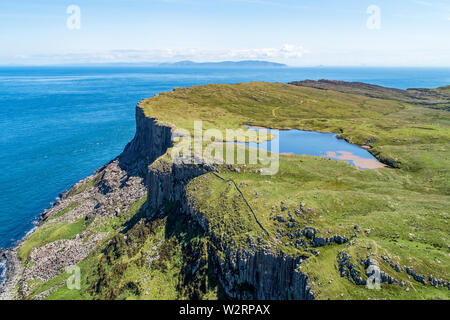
left=0, top=0, right=449, bottom=66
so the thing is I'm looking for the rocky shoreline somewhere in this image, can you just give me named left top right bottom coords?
left=0, top=250, right=8, bottom=288
left=0, top=247, right=21, bottom=300
left=0, top=207, right=50, bottom=300
left=0, top=185, right=64, bottom=299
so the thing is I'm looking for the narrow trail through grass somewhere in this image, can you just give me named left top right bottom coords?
left=211, top=172, right=270, bottom=236
left=272, top=107, right=280, bottom=117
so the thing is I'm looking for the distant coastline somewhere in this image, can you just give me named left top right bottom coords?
left=157, top=60, right=287, bottom=68
left=0, top=60, right=288, bottom=68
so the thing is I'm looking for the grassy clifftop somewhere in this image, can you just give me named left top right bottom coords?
left=143, top=81, right=449, bottom=299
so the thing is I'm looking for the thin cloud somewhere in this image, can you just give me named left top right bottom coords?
left=229, top=44, right=308, bottom=60
left=413, top=0, right=450, bottom=11
left=7, top=44, right=308, bottom=65
left=413, top=0, right=433, bottom=6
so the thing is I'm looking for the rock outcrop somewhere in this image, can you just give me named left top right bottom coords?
left=214, top=249, right=313, bottom=300
left=120, top=105, right=174, bottom=170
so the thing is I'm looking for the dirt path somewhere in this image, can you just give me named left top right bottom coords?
left=272, top=107, right=280, bottom=117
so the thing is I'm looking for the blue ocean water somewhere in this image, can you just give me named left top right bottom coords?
left=0, top=66, right=449, bottom=250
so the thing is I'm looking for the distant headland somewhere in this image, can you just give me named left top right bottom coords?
left=23, top=60, right=288, bottom=68
left=157, top=60, right=287, bottom=68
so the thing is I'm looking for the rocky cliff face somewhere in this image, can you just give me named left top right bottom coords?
left=122, top=103, right=217, bottom=210
left=126, top=104, right=314, bottom=300
left=120, top=105, right=174, bottom=173
left=212, top=249, right=312, bottom=300
left=148, top=161, right=214, bottom=211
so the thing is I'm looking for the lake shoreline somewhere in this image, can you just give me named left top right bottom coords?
left=243, top=126, right=386, bottom=170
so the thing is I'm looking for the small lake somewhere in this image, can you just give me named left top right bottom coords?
left=243, top=127, right=385, bottom=170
